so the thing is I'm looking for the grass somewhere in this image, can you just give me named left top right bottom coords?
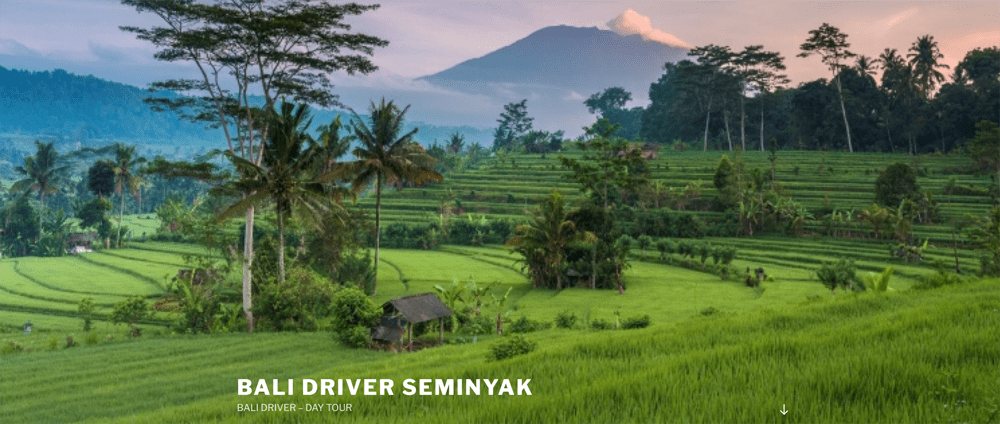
left=1, top=279, right=994, bottom=423
left=358, top=150, right=993, bottom=247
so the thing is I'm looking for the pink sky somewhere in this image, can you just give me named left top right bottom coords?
left=2, top=1, right=996, bottom=85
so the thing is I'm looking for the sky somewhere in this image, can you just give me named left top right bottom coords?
left=1, top=0, right=997, bottom=131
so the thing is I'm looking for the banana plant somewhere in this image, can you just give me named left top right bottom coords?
left=434, top=278, right=466, bottom=332
left=491, top=286, right=513, bottom=335
left=863, top=266, right=895, bottom=293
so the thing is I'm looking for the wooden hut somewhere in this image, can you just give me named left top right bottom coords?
left=66, top=232, right=98, bottom=251
left=374, top=293, right=452, bottom=351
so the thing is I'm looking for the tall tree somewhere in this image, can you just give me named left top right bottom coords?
left=120, top=0, right=387, bottom=331
left=741, top=46, right=788, bottom=151
left=506, top=190, right=579, bottom=290
left=855, top=55, right=877, bottom=80
left=340, top=99, right=443, bottom=295
left=907, top=35, right=950, bottom=98
left=493, top=100, right=533, bottom=151
left=688, top=45, right=736, bottom=151
left=312, top=115, right=354, bottom=176
left=111, top=144, right=146, bottom=247
left=11, top=141, right=69, bottom=230
left=799, top=23, right=857, bottom=152
left=220, top=103, right=337, bottom=284
left=446, top=132, right=465, bottom=155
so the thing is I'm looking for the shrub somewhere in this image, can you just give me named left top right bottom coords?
left=555, top=311, right=578, bottom=329
left=913, top=267, right=965, bottom=290
left=330, top=286, right=380, bottom=348
left=620, top=314, right=651, bottom=329
left=875, top=163, right=921, bottom=208
left=487, top=334, right=537, bottom=361
left=78, top=298, right=95, bottom=331
left=460, top=314, right=494, bottom=336
left=255, top=267, right=336, bottom=332
left=508, top=316, right=551, bottom=334
left=590, top=319, right=613, bottom=330
left=2, top=341, right=25, bottom=354
left=816, top=258, right=858, bottom=294
left=111, top=296, right=150, bottom=336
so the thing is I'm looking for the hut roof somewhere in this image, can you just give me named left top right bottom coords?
left=383, top=293, right=452, bottom=323
left=67, top=232, right=98, bottom=243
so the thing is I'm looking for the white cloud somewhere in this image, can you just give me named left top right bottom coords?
left=606, top=9, right=693, bottom=49
left=0, top=39, right=39, bottom=56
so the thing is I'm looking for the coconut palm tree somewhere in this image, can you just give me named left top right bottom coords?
left=907, top=34, right=950, bottom=98
left=220, top=102, right=341, bottom=283
left=506, top=190, right=581, bottom=290
left=340, top=99, right=443, bottom=295
left=110, top=144, right=146, bottom=246
left=11, top=140, right=69, bottom=230
left=312, top=115, right=354, bottom=176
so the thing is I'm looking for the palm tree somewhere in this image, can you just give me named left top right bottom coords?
left=11, top=140, right=69, bottom=230
left=341, top=99, right=443, bottom=295
left=907, top=34, right=950, bottom=98
left=855, top=55, right=877, bottom=80
left=220, top=102, right=341, bottom=283
left=312, top=115, right=354, bottom=176
left=446, top=132, right=465, bottom=155
left=506, top=190, right=580, bottom=290
left=110, top=144, right=146, bottom=247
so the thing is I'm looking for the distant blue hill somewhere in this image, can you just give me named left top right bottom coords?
left=0, top=66, right=492, bottom=153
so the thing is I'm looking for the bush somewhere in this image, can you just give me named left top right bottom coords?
left=555, top=311, right=578, bottom=329
left=875, top=163, right=921, bottom=208
left=816, top=258, right=859, bottom=294
left=508, top=316, right=551, bottom=334
left=330, top=286, right=381, bottom=348
left=590, top=319, right=613, bottom=330
left=913, top=266, right=965, bottom=290
left=620, top=314, right=651, bottom=329
left=111, top=296, right=150, bottom=336
left=78, top=298, right=95, bottom=331
left=487, top=334, right=537, bottom=361
left=460, top=314, right=494, bottom=336
left=255, top=267, right=337, bottom=332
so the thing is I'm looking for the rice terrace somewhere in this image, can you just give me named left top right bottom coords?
left=1, top=1, right=998, bottom=424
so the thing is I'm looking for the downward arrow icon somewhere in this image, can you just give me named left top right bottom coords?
left=780, top=404, right=788, bottom=415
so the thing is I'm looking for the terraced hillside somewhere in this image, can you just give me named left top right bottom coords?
left=355, top=150, right=993, bottom=245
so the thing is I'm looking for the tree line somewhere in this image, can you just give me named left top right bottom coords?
left=486, top=24, right=997, bottom=155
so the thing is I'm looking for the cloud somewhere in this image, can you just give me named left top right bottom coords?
left=606, top=9, right=693, bottom=49
left=0, top=39, right=41, bottom=57
left=872, top=8, right=920, bottom=35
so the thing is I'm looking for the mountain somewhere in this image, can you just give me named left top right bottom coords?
left=0, top=66, right=493, bottom=155
left=412, top=11, right=691, bottom=135
left=420, top=24, right=689, bottom=98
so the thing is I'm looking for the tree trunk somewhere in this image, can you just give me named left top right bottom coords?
left=724, top=110, right=734, bottom=150
left=118, top=191, right=125, bottom=247
left=885, top=120, right=894, bottom=154
left=243, top=206, right=255, bottom=333
left=760, top=100, right=766, bottom=152
left=373, top=173, right=383, bottom=296
left=702, top=102, right=712, bottom=151
left=277, top=207, right=285, bottom=283
left=834, top=77, right=854, bottom=152
left=740, top=96, right=746, bottom=151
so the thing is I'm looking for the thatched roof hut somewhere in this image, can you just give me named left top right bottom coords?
left=374, top=293, right=452, bottom=350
